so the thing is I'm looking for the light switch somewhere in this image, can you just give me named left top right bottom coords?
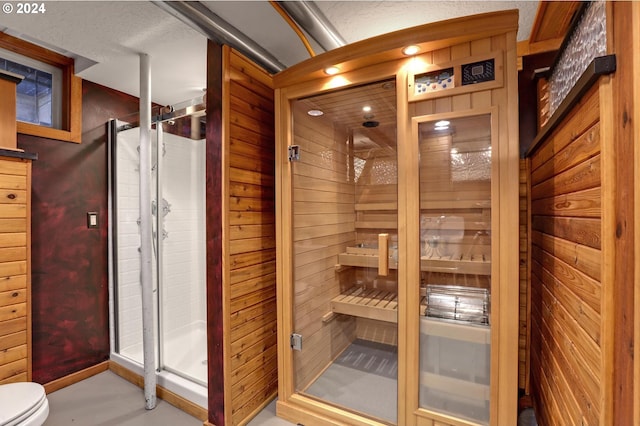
left=87, top=212, right=98, bottom=228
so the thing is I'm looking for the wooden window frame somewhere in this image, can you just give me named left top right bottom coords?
left=0, top=32, right=82, bottom=143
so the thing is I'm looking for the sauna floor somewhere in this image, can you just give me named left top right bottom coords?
left=305, top=339, right=398, bottom=423
left=44, top=370, right=295, bottom=426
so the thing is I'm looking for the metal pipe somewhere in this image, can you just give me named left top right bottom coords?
left=152, top=1, right=286, bottom=73
left=275, top=1, right=346, bottom=52
left=155, top=123, right=165, bottom=378
left=106, top=120, right=117, bottom=357
left=268, top=0, right=316, bottom=57
left=139, top=52, right=157, bottom=411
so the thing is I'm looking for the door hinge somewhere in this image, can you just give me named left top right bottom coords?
left=290, top=333, right=302, bottom=351
left=288, top=145, right=300, bottom=162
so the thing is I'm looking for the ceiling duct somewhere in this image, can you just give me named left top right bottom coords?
left=152, top=1, right=286, bottom=74
left=275, top=1, right=346, bottom=52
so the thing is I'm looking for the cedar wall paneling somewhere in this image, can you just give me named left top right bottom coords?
left=529, top=83, right=602, bottom=426
left=0, top=155, right=31, bottom=384
left=17, top=80, right=140, bottom=384
left=291, top=100, right=356, bottom=391
left=609, top=3, right=636, bottom=422
left=226, top=49, right=278, bottom=425
left=353, top=158, right=398, bottom=347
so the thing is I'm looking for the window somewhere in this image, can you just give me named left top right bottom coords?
left=0, top=32, right=81, bottom=143
left=0, top=48, right=62, bottom=128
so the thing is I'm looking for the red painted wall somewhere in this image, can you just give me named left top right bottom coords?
left=18, top=80, right=140, bottom=384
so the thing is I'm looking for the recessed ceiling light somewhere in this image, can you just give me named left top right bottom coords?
left=362, top=105, right=372, bottom=113
left=307, top=109, right=324, bottom=117
left=381, top=81, right=395, bottom=90
left=324, top=66, right=340, bottom=75
left=402, top=45, right=420, bottom=56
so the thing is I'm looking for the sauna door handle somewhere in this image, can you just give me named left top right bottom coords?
left=378, top=233, right=389, bottom=276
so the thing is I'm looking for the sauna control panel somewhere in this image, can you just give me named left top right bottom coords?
left=461, top=59, right=495, bottom=85
left=407, top=52, right=502, bottom=102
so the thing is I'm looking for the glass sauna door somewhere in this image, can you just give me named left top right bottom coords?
left=416, top=112, right=493, bottom=425
left=290, top=79, right=399, bottom=424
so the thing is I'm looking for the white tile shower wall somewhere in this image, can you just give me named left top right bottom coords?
left=115, top=127, right=206, bottom=360
left=115, top=128, right=207, bottom=356
left=160, top=132, right=206, bottom=337
left=115, top=127, right=143, bottom=357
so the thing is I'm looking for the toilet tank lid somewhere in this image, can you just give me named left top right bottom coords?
left=0, top=382, right=46, bottom=425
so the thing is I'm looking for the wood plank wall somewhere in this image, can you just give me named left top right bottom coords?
left=417, top=131, right=492, bottom=290
left=0, top=157, right=30, bottom=384
left=529, top=83, right=602, bottom=426
left=354, top=161, right=399, bottom=346
left=291, top=101, right=356, bottom=391
left=225, top=49, right=278, bottom=425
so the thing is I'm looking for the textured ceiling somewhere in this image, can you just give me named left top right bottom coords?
left=316, top=1, right=537, bottom=44
left=0, top=1, right=539, bottom=107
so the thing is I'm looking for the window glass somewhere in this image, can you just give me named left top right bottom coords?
left=0, top=48, right=62, bottom=128
left=417, top=113, right=492, bottom=425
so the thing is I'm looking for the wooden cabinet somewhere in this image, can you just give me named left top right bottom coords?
left=275, top=10, right=519, bottom=426
left=0, top=154, right=33, bottom=384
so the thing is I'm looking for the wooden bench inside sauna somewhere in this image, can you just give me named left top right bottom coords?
left=330, top=133, right=493, bottom=326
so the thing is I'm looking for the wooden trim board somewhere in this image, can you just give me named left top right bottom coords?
left=43, top=360, right=109, bottom=394
left=109, top=361, right=208, bottom=421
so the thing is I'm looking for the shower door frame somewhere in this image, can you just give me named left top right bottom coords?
left=107, top=101, right=208, bottom=405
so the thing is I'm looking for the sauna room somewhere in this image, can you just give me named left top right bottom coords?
left=1, top=2, right=639, bottom=426
left=274, top=2, right=640, bottom=425
left=275, top=10, right=518, bottom=426
left=284, top=81, right=494, bottom=424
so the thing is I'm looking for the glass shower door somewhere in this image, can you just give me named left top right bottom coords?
left=111, top=105, right=207, bottom=387
left=156, top=114, right=207, bottom=385
left=290, top=79, right=399, bottom=424
left=112, top=119, right=146, bottom=365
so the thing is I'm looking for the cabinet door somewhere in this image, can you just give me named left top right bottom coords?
left=413, top=112, right=493, bottom=425
left=289, top=79, right=399, bottom=424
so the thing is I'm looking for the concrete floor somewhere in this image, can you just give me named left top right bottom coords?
left=44, top=370, right=295, bottom=426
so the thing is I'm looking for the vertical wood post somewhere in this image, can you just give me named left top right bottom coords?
left=0, top=70, right=24, bottom=149
left=610, top=3, right=635, bottom=424
left=206, top=40, right=225, bottom=426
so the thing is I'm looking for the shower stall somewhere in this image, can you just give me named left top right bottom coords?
left=108, top=99, right=207, bottom=408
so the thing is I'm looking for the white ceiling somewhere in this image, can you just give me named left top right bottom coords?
left=0, top=1, right=539, bottom=107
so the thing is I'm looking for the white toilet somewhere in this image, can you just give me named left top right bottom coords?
left=0, top=382, right=49, bottom=426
